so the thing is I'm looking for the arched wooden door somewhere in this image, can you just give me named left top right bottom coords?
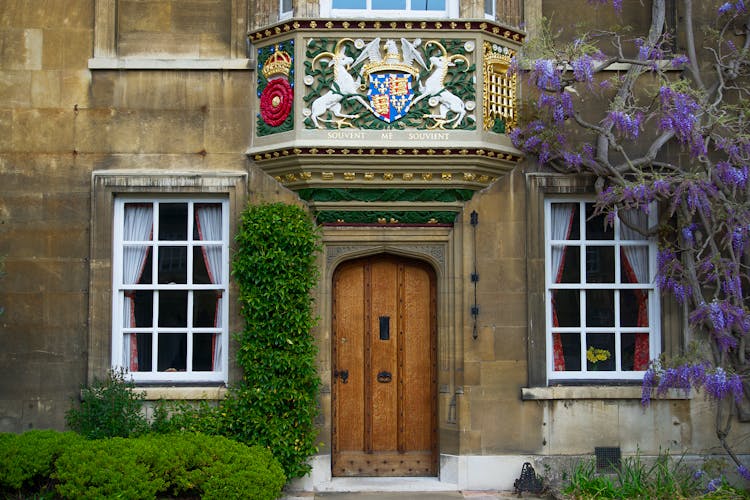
left=332, top=254, right=437, bottom=477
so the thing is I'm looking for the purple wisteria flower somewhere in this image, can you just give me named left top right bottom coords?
left=658, top=86, right=706, bottom=156
left=606, top=110, right=642, bottom=139
left=706, top=478, right=722, bottom=492
left=532, top=59, right=562, bottom=90
left=681, top=223, right=697, bottom=245
left=719, top=0, right=746, bottom=14
left=571, top=54, right=595, bottom=84
left=656, top=248, right=690, bottom=303
left=587, top=0, right=622, bottom=12
left=738, top=465, right=750, bottom=481
left=704, top=367, right=743, bottom=402
left=715, top=161, right=748, bottom=189
left=671, top=54, right=689, bottom=67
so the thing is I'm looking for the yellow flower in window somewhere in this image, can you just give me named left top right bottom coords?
left=586, top=346, right=611, bottom=364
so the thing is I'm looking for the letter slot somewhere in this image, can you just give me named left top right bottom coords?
left=379, top=316, right=390, bottom=340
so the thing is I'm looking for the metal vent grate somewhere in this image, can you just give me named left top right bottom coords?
left=595, top=447, right=621, bottom=473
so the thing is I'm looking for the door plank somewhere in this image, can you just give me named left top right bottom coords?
left=369, top=258, right=399, bottom=452
left=402, top=263, right=434, bottom=453
left=333, top=262, right=366, bottom=453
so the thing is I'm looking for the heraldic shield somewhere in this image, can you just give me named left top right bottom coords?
left=367, top=73, right=414, bottom=123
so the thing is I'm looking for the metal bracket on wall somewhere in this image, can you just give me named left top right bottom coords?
left=470, top=210, right=479, bottom=339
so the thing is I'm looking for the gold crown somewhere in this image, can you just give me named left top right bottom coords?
left=483, top=41, right=514, bottom=68
left=262, top=49, right=292, bottom=79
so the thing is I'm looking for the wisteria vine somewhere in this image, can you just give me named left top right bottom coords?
left=511, top=0, right=750, bottom=474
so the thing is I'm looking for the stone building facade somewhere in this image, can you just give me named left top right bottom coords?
left=0, top=0, right=747, bottom=491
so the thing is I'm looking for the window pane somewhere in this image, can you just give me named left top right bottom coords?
left=557, top=332, right=581, bottom=371
left=123, top=203, right=153, bottom=242
left=130, top=290, right=153, bottom=328
left=553, top=289, right=580, bottom=327
left=550, top=203, right=579, bottom=240
left=194, top=290, right=220, bottom=327
left=621, top=247, right=649, bottom=283
left=158, top=333, right=186, bottom=372
left=159, top=290, right=187, bottom=327
left=586, top=290, right=614, bottom=326
left=620, top=210, right=648, bottom=240
left=159, top=203, right=188, bottom=241
left=193, top=247, right=211, bottom=284
left=413, top=0, right=445, bottom=9
left=585, top=203, right=613, bottom=240
left=193, top=333, right=216, bottom=371
left=586, top=333, right=615, bottom=371
left=123, top=246, right=152, bottom=284
left=622, top=333, right=649, bottom=371
left=586, top=246, right=614, bottom=283
left=373, top=0, right=406, bottom=8
left=194, top=203, right=223, bottom=241
left=332, top=0, right=365, bottom=7
left=158, top=246, right=187, bottom=284
left=484, top=0, right=493, bottom=15
left=554, top=246, right=580, bottom=283
left=620, top=289, right=648, bottom=327
left=281, top=0, right=292, bottom=12
left=134, top=332, right=152, bottom=371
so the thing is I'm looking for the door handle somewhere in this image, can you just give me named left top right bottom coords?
left=377, top=371, right=392, bottom=383
left=334, top=369, right=349, bottom=384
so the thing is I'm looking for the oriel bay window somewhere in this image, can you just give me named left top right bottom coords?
left=546, top=199, right=659, bottom=381
left=113, top=198, right=229, bottom=383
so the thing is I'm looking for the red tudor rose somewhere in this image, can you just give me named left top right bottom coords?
left=260, top=78, right=293, bottom=127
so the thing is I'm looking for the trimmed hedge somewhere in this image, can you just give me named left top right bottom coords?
left=0, top=431, right=285, bottom=500
left=0, top=430, right=82, bottom=492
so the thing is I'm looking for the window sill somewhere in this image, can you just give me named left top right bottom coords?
left=139, top=386, right=228, bottom=401
left=88, top=58, right=252, bottom=70
left=521, top=386, right=691, bottom=401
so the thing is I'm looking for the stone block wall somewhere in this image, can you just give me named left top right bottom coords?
left=0, top=0, right=287, bottom=433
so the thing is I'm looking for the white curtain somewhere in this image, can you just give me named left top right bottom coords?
left=619, top=210, right=649, bottom=284
left=195, top=204, right=223, bottom=370
left=550, top=203, right=576, bottom=371
left=122, top=204, right=153, bottom=371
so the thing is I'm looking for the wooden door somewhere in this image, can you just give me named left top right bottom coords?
left=332, top=254, right=437, bottom=477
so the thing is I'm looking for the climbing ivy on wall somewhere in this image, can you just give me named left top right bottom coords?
left=223, top=203, right=321, bottom=478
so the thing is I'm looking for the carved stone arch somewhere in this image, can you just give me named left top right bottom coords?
left=326, top=243, right=445, bottom=283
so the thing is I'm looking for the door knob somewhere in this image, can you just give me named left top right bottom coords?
left=334, top=369, right=349, bottom=384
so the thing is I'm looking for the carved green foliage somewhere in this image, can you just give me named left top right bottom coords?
left=257, top=40, right=295, bottom=136
left=303, top=37, right=476, bottom=130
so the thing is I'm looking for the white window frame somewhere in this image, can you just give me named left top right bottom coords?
left=111, top=196, right=230, bottom=384
left=280, top=0, right=293, bottom=20
left=545, top=198, right=660, bottom=382
left=484, top=0, right=495, bottom=19
left=319, top=0, right=458, bottom=18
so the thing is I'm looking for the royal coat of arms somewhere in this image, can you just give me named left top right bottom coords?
left=303, top=37, right=475, bottom=130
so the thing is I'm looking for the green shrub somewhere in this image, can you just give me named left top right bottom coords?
left=53, top=437, right=163, bottom=499
left=225, top=202, right=322, bottom=478
left=561, top=450, right=744, bottom=499
left=0, top=430, right=81, bottom=494
left=52, top=433, right=285, bottom=500
left=66, top=369, right=148, bottom=439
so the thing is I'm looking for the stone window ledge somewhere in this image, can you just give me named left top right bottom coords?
left=140, top=386, right=228, bottom=401
left=88, top=58, right=252, bottom=70
left=521, top=386, right=692, bottom=401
